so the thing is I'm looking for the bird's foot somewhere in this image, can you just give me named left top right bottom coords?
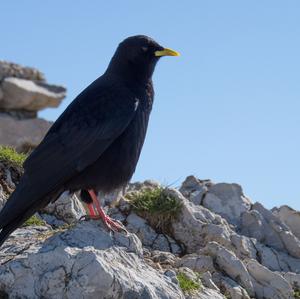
left=80, top=189, right=127, bottom=233
left=84, top=214, right=127, bottom=233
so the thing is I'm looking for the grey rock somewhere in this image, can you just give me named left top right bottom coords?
left=127, top=179, right=161, bottom=193
left=126, top=212, right=182, bottom=254
left=194, top=288, right=226, bottom=299
left=179, top=175, right=212, bottom=205
left=230, top=234, right=257, bottom=260
left=0, top=185, right=7, bottom=211
left=151, top=250, right=177, bottom=268
left=100, top=188, right=123, bottom=206
left=273, top=205, right=300, bottom=240
left=219, top=276, right=251, bottom=299
left=40, top=213, right=67, bottom=227
left=0, top=60, right=45, bottom=81
left=245, top=259, right=293, bottom=299
left=152, top=234, right=172, bottom=252
left=241, top=202, right=300, bottom=258
left=201, top=271, right=220, bottom=291
left=200, top=242, right=254, bottom=297
left=126, top=212, right=158, bottom=247
left=202, top=183, right=251, bottom=226
left=256, top=241, right=300, bottom=273
left=0, top=225, right=51, bottom=264
left=1, top=77, right=66, bottom=111
left=170, top=188, right=234, bottom=253
left=177, top=254, right=215, bottom=273
left=0, top=222, right=183, bottom=299
left=42, top=192, right=85, bottom=224
left=0, top=113, right=52, bottom=150
left=282, top=272, right=300, bottom=289
left=164, top=270, right=179, bottom=285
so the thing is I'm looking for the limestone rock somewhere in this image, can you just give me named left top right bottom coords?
left=170, top=188, right=233, bottom=253
left=41, top=191, right=86, bottom=225
left=273, top=205, right=300, bottom=240
left=201, top=271, right=220, bottom=291
left=0, top=60, right=45, bottom=81
left=218, top=276, right=251, bottom=299
left=1, top=77, right=66, bottom=111
left=179, top=175, right=212, bottom=205
left=0, top=113, right=52, bottom=151
left=126, top=212, right=182, bottom=254
left=241, top=202, right=300, bottom=258
left=0, top=222, right=184, bottom=299
left=200, top=242, right=254, bottom=297
left=245, top=259, right=293, bottom=299
left=195, top=288, right=226, bottom=299
left=282, top=272, right=300, bottom=290
left=177, top=254, right=215, bottom=273
left=202, top=183, right=251, bottom=226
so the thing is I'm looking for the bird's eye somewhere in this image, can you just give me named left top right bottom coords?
left=141, top=46, right=148, bottom=52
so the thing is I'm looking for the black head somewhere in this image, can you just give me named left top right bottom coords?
left=106, top=35, right=179, bottom=83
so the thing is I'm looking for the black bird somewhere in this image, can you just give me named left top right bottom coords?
left=0, top=35, right=179, bottom=245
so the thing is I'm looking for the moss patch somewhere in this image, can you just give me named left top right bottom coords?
left=177, top=272, right=201, bottom=293
left=23, top=215, right=45, bottom=227
left=0, top=146, right=26, bottom=167
left=0, top=146, right=25, bottom=195
left=126, top=187, right=182, bottom=233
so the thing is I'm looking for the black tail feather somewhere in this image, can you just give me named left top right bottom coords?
left=0, top=185, right=63, bottom=247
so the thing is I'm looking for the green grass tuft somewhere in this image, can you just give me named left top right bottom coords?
left=23, top=215, right=45, bottom=227
left=126, top=187, right=182, bottom=232
left=0, top=146, right=26, bottom=167
left=177, top=272, right=201, bottom=293
left=294, top=289, right=300, bottom=298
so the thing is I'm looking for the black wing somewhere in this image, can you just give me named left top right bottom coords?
left=0, top=76, right=139, bottom=226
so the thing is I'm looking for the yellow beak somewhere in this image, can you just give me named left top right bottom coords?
left=155, top=47, right=180, bottom=57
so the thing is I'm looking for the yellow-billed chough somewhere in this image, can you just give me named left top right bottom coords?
left=0, top=35, right=179, bottom=245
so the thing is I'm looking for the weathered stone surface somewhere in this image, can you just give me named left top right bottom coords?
left=179, top=175, right=212, bottom=205
left=0, top=185, right=6, bottom=211
left=282, top=272, right=300, bottom=290
left=42, top=191, right=85, bottom=225
left=0, top=60, right=66, bottom=150
left=201, top=271, right=220, bottom=291
left=245, top=259, right=293, bottom=299
left=1, top=77, right=66, bottom=111
left=177, top=254, right=215, bottom=273
left=0, top=60, right=45, bottom=81
left=218, top=275, right=251, bottom=299
left=200, top=242, right=254, bottom=297
left=195, top=288, right=226, bottom=299
left=126, top=212, right=182, bottom=254
left=169, top=188, right=234, bottom=253
left=241, top=202, right=300, bottom=258
left=1, top=173, right=300, bottom=299
left=0, top=222, right=184, bottom=299
left=202, top=183, right=251, bottom=226
left=0, top=113, right=52, bottom=150
left=273, top=205, right=300, bottom=240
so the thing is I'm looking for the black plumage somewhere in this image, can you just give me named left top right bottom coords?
left=0, top=35, right=179, bottom=245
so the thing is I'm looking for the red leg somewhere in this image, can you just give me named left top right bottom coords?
left=87, top=189, right=126, bottom=232
left=87, top=203, right=96, bottom=216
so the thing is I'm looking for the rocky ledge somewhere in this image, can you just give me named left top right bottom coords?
left=0, top=159, right=300, bottom=298
left=0, top=61, right=66, bottom=152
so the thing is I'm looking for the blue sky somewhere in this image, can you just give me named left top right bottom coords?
left=2, top=1, right=300, bottom=209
